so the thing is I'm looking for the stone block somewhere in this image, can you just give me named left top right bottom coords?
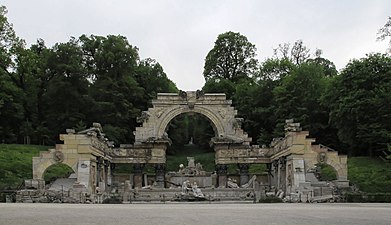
left=64, top=139, right=79, bottom=145
left=78, top=145, right=91, bottom=154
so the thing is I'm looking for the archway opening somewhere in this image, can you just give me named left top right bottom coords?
left=316, top=163, right=338, bottom=181
left=43, top=163, right=74, bottom=184
left=165, top=113, right=215, bottom=172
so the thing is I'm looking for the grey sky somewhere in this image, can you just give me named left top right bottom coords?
left=2, top=0, right=390, bottom=90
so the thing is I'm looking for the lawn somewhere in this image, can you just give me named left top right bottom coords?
left=0, top=144, right=49, bottom=190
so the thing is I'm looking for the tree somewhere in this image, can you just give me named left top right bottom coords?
left=41, top=38, right=91, bottom=143
left=273, top=40, right=311, bottom=65
left=203, top=31, right=258, bottom=82
left=135, top=58, right=177, bottom=104
left=306, top=57, right=338, bottom=77
left=326, top=54, right=391, bottom=156
left=0, top=6, right=26, bottom=143
left=377, top=16, right=391, bottom=53
left=80, top=35, right=145, bottom=144
left=258, top=58, right=295, bottom=80
left=273, top=62, right=330, bottom=140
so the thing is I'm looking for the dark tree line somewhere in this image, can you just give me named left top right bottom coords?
left=0, top=6, right=177, bottom=145
left=203, top=31, right=391, bottom=156
left=1, top=6, right=390, bottom=156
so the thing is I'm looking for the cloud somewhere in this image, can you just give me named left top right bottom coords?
left=3, top=0, right=391, bottom=90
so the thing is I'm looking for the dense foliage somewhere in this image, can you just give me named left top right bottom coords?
left=203, top=31, right=391, bottom=156
left=1, top=6, right=390, bottom=157
left=0, top=7, right=177, bottom=145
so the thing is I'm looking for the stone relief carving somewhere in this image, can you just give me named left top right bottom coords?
left=53, top=151, right=64, bottom=162
left=155, top=108, right=164, bottom=118
left=233, top=118, right=244, bottom=129
left=218, top=110, right=226, bottom=119
left=317, top=152, right=327, bottom=163
left=137, top=111, right=150, bottom=123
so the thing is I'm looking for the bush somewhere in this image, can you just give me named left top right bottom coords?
left=102, top=196, right=122, bottom=204
left=259, top=196, right=283, bottom=203
left=345, top=192, right=391, bottom=203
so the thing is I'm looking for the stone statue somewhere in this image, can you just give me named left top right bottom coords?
left=188, top=137, right=194, bottom=145
left=191, top=182, right=204, bottom=198
left=227, top=178, right=239, bottom=188
left=179, top=90, right=187, bottom=99
left=178, top=164, right=185, bottom=174
left=241, top=175, right=257, bottom=188
left=181, top=180, right=191, bottom=194
left=196, top=90, right=204, bottom=99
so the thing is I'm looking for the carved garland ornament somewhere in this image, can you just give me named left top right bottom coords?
left=53, top=151, right=64, bottom=162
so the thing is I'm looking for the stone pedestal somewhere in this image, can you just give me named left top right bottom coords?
left=133, top=163, right=145, bottom=188
left=216, top=164, right=228, bottom=188
left=238, top=163, right=249, bottom=186
left=154, top=163, right=166, bottom=188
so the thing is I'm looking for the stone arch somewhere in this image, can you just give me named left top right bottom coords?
left=33, top=151, right=78, bottom=180
left=324, top=158, right=347, bottom=181
left=306, top=151, right=348, bottom=182
left=42, top=162, right=75, bottom=181
left=157, top=105, right=223, bottom=139
left=134, top=91, right=251, bottom=144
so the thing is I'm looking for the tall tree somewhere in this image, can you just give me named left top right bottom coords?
left=273, top=62, right=330, bottom=140
left=0, top=6, right=26, bottom=143
left=80, top=35, right=144, bottom=144
left=273, top=40, right=311, bottom=65
left=135, top=58, right=177, bottom=104
left=203, top=31, right=258, bottom=82
left=326, top=53, right=391, bottom=156
left=377, top=16, right=391, bottom=53
left=41, top=38, right=90, bottom=143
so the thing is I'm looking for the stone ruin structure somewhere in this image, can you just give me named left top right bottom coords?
left=18, top=91, right=348, bottom=203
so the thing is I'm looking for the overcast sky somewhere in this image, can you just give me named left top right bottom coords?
left=2, top=0, right=390, bottom=90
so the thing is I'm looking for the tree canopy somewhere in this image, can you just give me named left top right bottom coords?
left=1, top=5, right=390, bottom=157
left=203, top=31, right=258, bottom=82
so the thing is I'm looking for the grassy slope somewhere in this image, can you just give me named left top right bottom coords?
left=1, top=144, right=391, bottom=193
left=348, top=157, right=391, bottom=193
left=0, top=144, right=49, bottom=189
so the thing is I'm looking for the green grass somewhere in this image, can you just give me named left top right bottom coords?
left=348, top=157, right=391, bottom=193
left=0, top=144, right=50, bottom=190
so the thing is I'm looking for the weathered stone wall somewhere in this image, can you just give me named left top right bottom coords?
left=31, top=125, right=113, bottom=196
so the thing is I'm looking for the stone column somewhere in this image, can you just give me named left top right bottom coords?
left=280, top=157, right=287, bottom=192
left=277, top=159, right=281, bottom=190
left=154, top=163, right=166, bottom=188
left=106, top=162, right=112, bottom=186
left=216, top=164, right=228, bottom=188
left=238, top=163, right=249, bottom=186
left=133, top=163, right=145, bottom=188
left=266, top=163, right=272, bottom=188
